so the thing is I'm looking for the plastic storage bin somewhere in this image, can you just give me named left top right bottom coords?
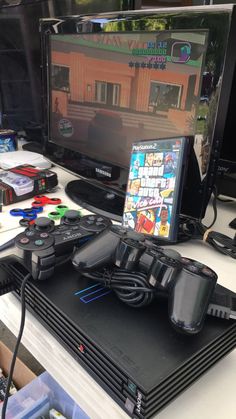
left=0, top=371, right=89, bottom=419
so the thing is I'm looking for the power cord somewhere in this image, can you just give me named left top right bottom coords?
left=1, top=272, right=31, bottom=419
left=0, top=239, right=15, bottom=252
left=82, top=268, right=236, bottom=319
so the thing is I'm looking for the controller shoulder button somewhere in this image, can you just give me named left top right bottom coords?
left=38, top=267, right=55, bottom=280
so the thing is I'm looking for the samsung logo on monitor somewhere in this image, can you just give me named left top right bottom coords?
left=95, top=167, right=112, bottom=178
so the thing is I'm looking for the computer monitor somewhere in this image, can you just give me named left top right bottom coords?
left=41, top=5, right=236, bottom=221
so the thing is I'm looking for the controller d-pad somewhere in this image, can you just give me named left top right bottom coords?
left=80, top=214, right=111, bottom=233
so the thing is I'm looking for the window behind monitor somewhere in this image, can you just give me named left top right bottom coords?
left=41, top=5, right=236, bottom=221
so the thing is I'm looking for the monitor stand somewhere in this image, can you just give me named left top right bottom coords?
left=65, top=179, right=125, bottom=222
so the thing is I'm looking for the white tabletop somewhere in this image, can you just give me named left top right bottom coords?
left=0, top=166, right=236, bottom=419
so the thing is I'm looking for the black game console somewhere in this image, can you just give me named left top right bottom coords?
left=0, top=261, right=235, bottom=419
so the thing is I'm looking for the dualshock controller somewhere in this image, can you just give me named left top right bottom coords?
left=1, top=212, right=111, bottom=281
left=72, top=225, right=217, bottom=334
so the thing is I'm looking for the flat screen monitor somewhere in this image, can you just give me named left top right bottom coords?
left=41, top=5, right=236, bottom=221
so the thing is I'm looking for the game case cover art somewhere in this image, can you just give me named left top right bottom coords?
left=123, top=138, right=187, bottom=240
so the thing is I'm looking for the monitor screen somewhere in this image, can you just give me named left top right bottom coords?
left=49, top=30, right=207, bottom=169
left=42, top=6, right=236, bottom=221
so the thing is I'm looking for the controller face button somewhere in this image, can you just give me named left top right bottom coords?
left=34, top=239, right=45, bottom=246
left=40, top=232, right=49, bottom=238
left=97, top=217, right=104, bottom=222
left=19, top=237, right=30, bottom=244
left=25, top=231, right=35, bottom=237
left=86, top=220, right=94, bottom=225
left=88, top=216, right=95, bottom=221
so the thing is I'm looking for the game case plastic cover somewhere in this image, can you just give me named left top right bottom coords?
left=123, top=137, right=189, bottom=241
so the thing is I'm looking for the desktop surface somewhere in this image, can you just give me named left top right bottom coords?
left=0, top=165, right=236, bottom=419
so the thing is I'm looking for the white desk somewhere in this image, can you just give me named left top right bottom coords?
left=0, top=166, right=236, bottom=419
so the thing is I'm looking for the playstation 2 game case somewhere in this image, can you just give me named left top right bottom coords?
left=123, top=137, right=191, bottom=242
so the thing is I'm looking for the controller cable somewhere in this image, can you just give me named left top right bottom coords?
left=81, top=268, right=236, bottom=320
left=178, top=188, right=236, bottom=259
left=0, top=272, right=31, bottom=419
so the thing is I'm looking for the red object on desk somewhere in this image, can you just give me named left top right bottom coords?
left=32, top=195, right=62, bottom=207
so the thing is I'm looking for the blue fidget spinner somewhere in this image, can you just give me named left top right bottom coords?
left=10, top=206, right=43, bottom=220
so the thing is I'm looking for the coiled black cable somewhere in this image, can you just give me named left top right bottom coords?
left=83, top=268, right=156, bottom=307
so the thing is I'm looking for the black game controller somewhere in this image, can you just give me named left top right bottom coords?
left=72, top=225, right=218, bottom=334
left=1, top=213, right=111, bottom=281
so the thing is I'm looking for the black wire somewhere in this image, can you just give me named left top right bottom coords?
left=204, top=185, right=218, bottom=229
left=83, top=269, right=156, bottom=307
left=205, top=231, right=236, bottom=259
left=0, top=239, right=15, bottom=252
left=1, top=272, right=31, bottom=419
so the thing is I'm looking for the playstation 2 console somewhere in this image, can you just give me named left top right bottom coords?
left=0, top=260, right=235, bottom=418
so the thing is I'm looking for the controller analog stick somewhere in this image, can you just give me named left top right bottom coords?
left=34, top=217, right=54, bottom=231
left=63, top=210, right=81, bottom=223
